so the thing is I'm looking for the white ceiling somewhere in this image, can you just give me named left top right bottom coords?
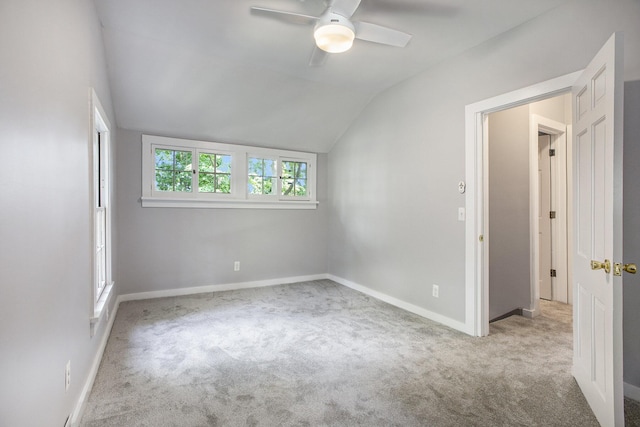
left=96, top=0, right=569, bottom=153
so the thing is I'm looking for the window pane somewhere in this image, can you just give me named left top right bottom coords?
left=281, top=161, right=307, bottom=196
left=218, top=155, right=231, bottom=174
left=155, top=170, right=174, bottom=191
left=155, top=148, right=192, bottom=192
left=199, top=153, right=215, bottom=173
left=248, top=175, right=262, bottom=194
left=282, top=178, right=294, bottom=195
left=263, top=177, right=275, bottom=195
left=175, top=172, right=192, bottom=192
left=297, top=162, right=307, bottom=178
left=296, top=178, right=307, bottom=196
left=248, top=157, right=277, bottom=195
left=248, top=157, right=263, bottom=176
left=264, top=160, right=275, bottom=177
left=216, top=175, right=231, bottom=193
left=155, top=149, right=174, bottom=170
left=174, top=151, right=192, bottom=171
left=198, top=173, right=215, bottom=193
left=281, top=162, right=294, bottom=179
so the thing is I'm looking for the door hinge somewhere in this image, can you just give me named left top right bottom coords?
left=550, top=269, right=557, bottom=277
left=549, top=211, right=556, bottom=219
left=549, top=148, right=556, bottom=157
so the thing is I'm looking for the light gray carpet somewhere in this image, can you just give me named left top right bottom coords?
left=80, top=279, right=636, bottom=426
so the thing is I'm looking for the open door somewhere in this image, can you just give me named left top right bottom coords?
left=572, top=33, right=624, bottom=426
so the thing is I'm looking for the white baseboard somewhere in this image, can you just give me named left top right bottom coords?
left=71, top=296, right=120, bottom=426
left=625, top=381, right=640, bottom=402
left=327, top=274, right=469, bottom=334
left=522, top=308, right=541, bottom=319
left=118, top=274, right=328, bottom=302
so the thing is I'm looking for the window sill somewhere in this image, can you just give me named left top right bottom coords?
left=90, top=282, right=114, bottom=337
left=141, top=197, right=319, bottom=209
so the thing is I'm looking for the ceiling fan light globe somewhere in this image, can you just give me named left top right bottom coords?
left=314, top=24, right=355, bottom=53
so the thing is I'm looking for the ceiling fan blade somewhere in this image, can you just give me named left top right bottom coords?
left=353, top=21, right=412, bottom=47
left=309, top=46, right=328, bottom=67
left=250, top=6, right=318, bottom=25
left=331, top=0, right=362, bottom=18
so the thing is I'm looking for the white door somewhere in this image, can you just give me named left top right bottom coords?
left=539, top=134, right=553, bottom=300
left=572, top=33, right=624, bottom=426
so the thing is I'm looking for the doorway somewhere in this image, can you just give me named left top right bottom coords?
left=462, top=71, right=581, bottom=337
left=485, top=95, right=571, bottom=321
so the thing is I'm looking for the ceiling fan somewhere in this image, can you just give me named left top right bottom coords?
left=251, top=0, right=412, bottom=66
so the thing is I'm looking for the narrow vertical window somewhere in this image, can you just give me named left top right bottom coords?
left=95, top=132, right=107, bottom=301
left=90, top=89, right=113, bottom=330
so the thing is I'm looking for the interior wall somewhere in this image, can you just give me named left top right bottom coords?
left=530, top=93, right=572, bottom=123
left=115, top=129, right=329, bottom=295
left=623, top=80, right=640, bottom=391
left=487, top=105, right=531, bottom=320
left=327, top=0, right=640, bottom=386
left=0, top=0, right=117, bottom=425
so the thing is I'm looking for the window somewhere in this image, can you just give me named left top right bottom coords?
left=247, top=157, right=310, bottom=199
left=155, top=148, right=192, bottom=192
left=90, top=89, right=113, bottom=333
left=281, top=160, right=307, bottom=197
left=199, top=152, right=231, bottom=193
left=142, top=135, right=317, bottom=209
left=248, top=157, right=276, bottom=195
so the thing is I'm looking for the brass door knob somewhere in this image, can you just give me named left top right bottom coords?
left=614, top=262, right=637, bottom=276
left=591, top=259, right=611, bottom=274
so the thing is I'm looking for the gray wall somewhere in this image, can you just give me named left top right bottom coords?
left=623, top=80, right=640, bottom=390
left=0, top=0, right=117, bottom=425
left=115, top=129, right=329, bottom=295
left=488, top=105, right=531, bottom=320
left=328, top=0, right=640, bottom=385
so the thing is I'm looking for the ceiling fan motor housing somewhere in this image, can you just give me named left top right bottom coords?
left=314, top=11, right=355, bottom=53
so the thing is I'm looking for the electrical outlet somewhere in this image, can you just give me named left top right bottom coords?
left=65, top=360, right=71, bottom=391
left=432, top=284, right=439, bottom=298
left=234, top=261, right=240, bottom=272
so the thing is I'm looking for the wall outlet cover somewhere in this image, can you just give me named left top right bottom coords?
left=65, top=360, right=71, bottom=391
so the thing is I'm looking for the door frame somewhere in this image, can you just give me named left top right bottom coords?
left=464, top=70, right=582, bottom=336
left=529, top=114, right=570, bottom=315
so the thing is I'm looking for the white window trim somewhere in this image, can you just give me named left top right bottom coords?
left=142, top=135, right=318, bottom=209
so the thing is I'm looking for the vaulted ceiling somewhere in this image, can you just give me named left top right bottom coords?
left=96, top=0, right=569, bottom=153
